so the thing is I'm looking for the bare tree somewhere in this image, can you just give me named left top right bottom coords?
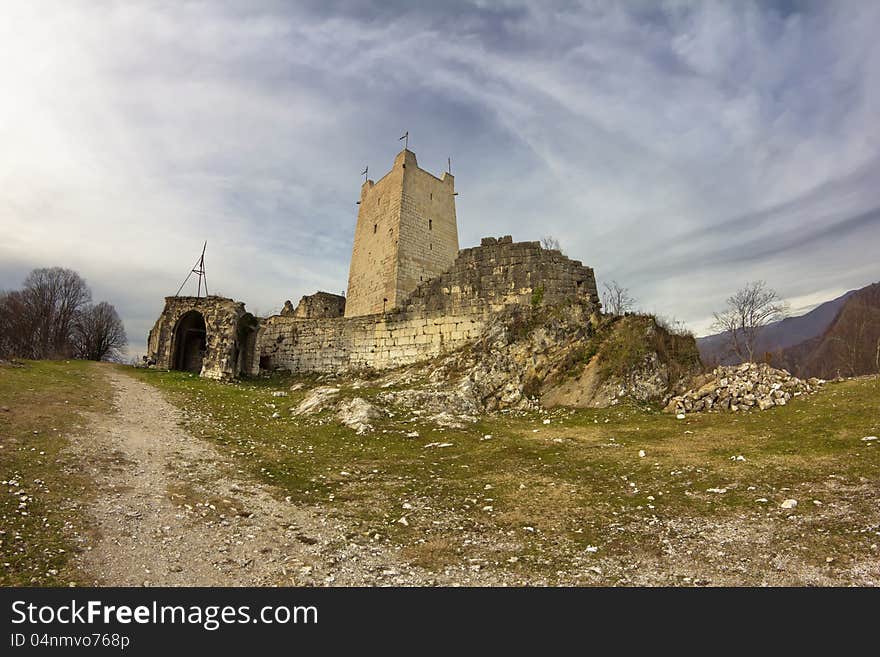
left=0, top=290, right=33, bottom=359
left=712, top=280, right=787, bottom=363
left=602, top=280, right=636, bottom=316
left=540, top=235, right=563, bottom=253
left=72, top=302, right=128, bottom=362
left=21, top=267, right=92, bottom=358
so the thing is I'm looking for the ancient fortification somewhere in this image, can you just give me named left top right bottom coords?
left=147, top=148, right=600, bottom=380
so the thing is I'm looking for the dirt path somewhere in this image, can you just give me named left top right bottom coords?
left=70, top=368, right=413, bottom=586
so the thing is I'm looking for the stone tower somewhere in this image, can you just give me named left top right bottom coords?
left=344, top=149, right=459, bottom=317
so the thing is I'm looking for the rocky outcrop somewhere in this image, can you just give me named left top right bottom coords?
left=336, top=397, right=385, bottom=434
left=291, top=386, right=340, bottom=416
left=664, top=362, right=823, bottom=414
left=375, top=303, right=701, bottom=416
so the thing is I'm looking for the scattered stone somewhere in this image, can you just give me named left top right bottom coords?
left=271, top=391, right=288, bottom=397
left=638, top=450, right=646, bottom=458
left=706, top=488, right=727, bottom=494
left=666, top=363, right=822, bottom=414
left=780, top=499, right=798, bottom=509
left=676, top=413, right=686, bottom=420
left=862, top=436, right=878, bottom=442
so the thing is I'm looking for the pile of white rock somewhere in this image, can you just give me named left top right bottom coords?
left=665, top=362, right=823, bottom=414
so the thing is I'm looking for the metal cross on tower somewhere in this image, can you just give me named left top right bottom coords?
left=399, top=130, right=409, bottom=150
left=175, top=241, right=209, bottom=297
left=361, top=165, right=369, bottom=182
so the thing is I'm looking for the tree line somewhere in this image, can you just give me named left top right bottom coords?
left=0, top=267, right=127, bottom=362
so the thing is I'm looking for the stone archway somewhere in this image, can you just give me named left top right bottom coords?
left=173, top=310, right=207, bottom=373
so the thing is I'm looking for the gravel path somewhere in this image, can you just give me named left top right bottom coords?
left=70, top=368, right=414, bottom=586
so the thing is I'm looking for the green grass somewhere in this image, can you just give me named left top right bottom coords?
left=126, top=365, right=880, bottom=584
left=0, top=360, right=112, bottom=586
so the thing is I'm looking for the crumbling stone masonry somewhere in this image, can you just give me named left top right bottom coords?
left=256, top=236, right=598, bottom=373
left=146, top=296, right=257, bottom=380
left=146, top=147, right=600, bottom=378
left=281, top=292, right=346, bottom=319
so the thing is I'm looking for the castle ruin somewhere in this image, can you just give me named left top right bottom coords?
left=147, top=148, right=600, bottom=379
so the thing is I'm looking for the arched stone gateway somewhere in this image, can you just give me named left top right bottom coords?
left=172, top=310, right=207, bottom=373
left=147, top=296, right=259, bottom=380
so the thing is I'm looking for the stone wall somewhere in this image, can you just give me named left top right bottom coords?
left=403, top=235, right=599, bottom=314
left=257, top=308, right=486, bottom=373
left=147, top=296, right=254, bottom=380
left=256, top=237, right=599, bottom=374
left=282, top=291, right=346, bottom=319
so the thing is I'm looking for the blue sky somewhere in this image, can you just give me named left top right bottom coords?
left=1, top=1, right=878, bottom=355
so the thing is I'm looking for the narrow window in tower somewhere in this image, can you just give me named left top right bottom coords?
left=373, top=224, right=377, bottom=234
left=430, top=193, right=433, bottom=200
left=430, top=243, right=433, bottom=251
left=429, top=219, right=432, bottom=231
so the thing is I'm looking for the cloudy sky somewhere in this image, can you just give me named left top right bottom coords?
left=2, top=1, right=878, bottom=355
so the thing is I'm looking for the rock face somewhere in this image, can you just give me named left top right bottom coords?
left=375, top=303, right=701, bottom=415
left=664, top=362, right=823, bottom=414
left=291, top=386, right=340, bottom=416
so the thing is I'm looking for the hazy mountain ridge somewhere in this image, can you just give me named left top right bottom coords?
left=774, top=282, right=880, bottom=379
left=696, top=289, right=856, bottom=365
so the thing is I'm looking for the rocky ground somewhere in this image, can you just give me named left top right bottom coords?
left=68, top=369, right=523, bottom=585
left=3, top=361, right=879, bottom=587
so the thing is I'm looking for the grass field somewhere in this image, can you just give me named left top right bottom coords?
left=0, top=360, right=112, bottom=586
left=126, top=366, right=880, bottom=585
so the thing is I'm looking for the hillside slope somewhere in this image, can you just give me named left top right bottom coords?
left=775, top=282, right=880, bottom=379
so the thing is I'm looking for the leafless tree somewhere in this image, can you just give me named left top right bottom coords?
left=0, top=267, right=94, bottom=360
left=72, top=301, right=128, bottom=361
left=602, top=280, right=636, bottom=316
left=540, top=235, right=563, bottom=253
left=712, top=280, right=787, bottom=362
left=21, top=267, right=92, bottom=358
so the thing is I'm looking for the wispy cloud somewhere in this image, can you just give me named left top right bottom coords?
left=2, top=0, right=878, bottom=350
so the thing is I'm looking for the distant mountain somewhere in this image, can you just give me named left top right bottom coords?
left=697, top=288, right=857, bottom=366
left=774, top=282, right=880, bottom=379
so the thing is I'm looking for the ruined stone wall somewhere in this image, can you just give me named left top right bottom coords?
left=403, top=236, right=599, bottom=314
left=288, top=291, right=346, bottom=319
left=257, top=238, right=598, bottom=374
left=344, top=149, right=458, bottom=317
left=146, top=296, right=252, bottom=380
